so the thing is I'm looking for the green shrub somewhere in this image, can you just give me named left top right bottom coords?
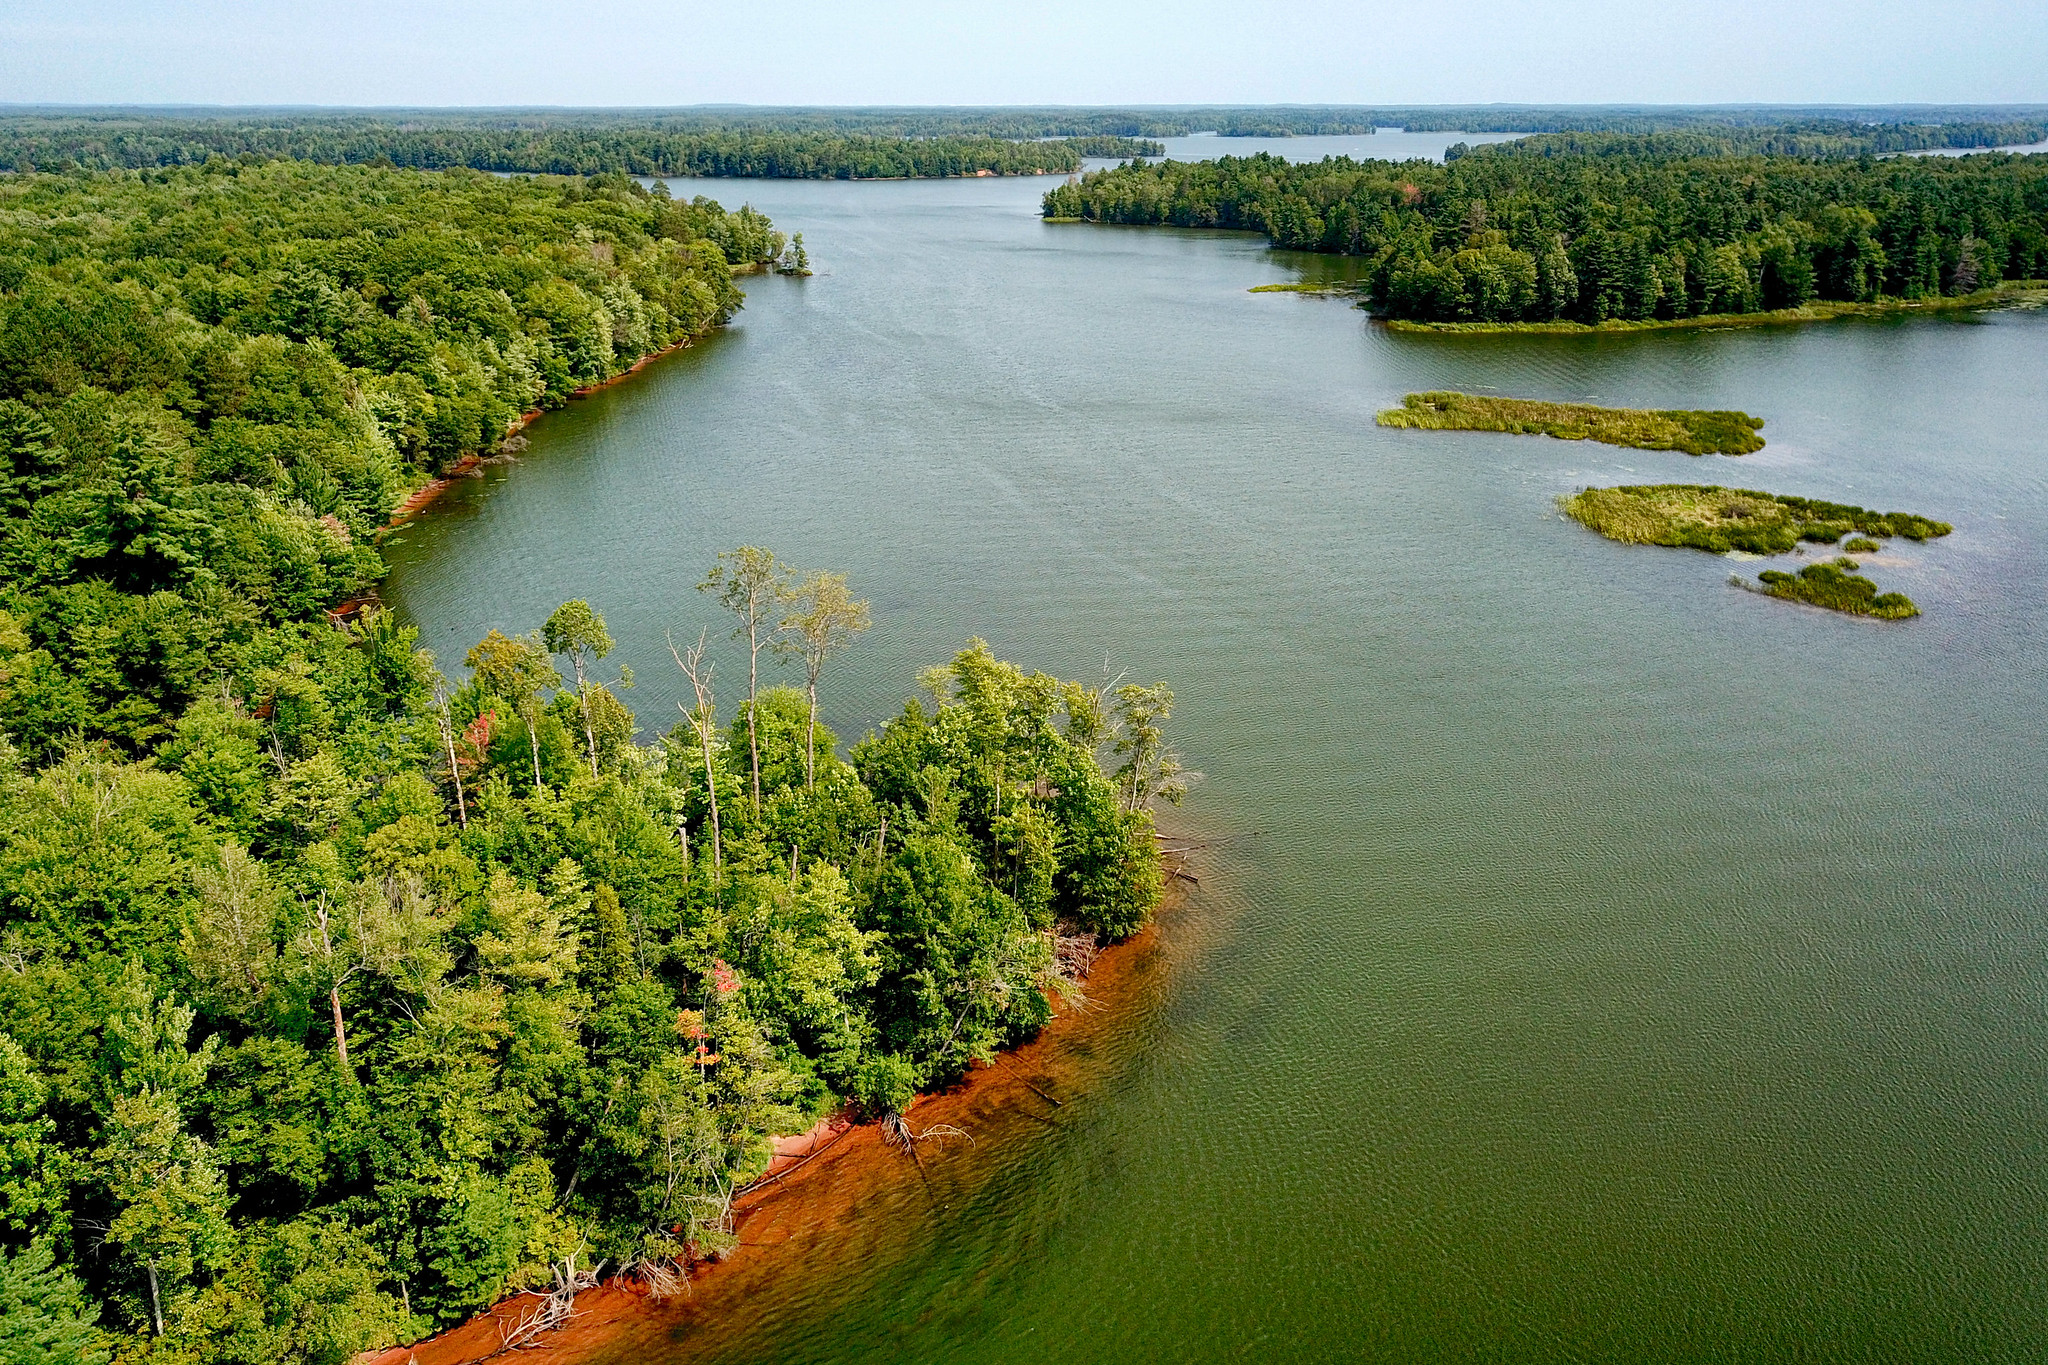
left=850, top=1054, right=919, bottom=1119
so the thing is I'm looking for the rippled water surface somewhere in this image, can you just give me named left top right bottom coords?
left=380, top=172, right=2048, bottom=1362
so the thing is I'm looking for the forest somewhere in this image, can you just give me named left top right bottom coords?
left=0, top=118, right=1160, bottom=179
left=1445, top=121, right=2048, bottom=160
left=7, top=104, right=2044, bottom=149
left=1042, top=137, right=2048, bottom=324
left=7, top=107, right=2039, bottom=181
left=0, top=157, right=1182, bottom=1363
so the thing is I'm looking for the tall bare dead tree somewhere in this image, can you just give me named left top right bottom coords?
left=699, top=547, right=789, bottom=815
left=432, top=678, right=468, bottom=828
left=668, top=631, right=723, bottom=880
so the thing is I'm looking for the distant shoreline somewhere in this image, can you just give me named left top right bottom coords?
left=1244, top=280, right=2048, bottom=332
left=1379, top=282, right=2048, bottom=334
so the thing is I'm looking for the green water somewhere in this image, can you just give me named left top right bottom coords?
left=379, top=174, right=2048, bottom=1362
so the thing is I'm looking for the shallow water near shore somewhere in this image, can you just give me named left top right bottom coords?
left=380, top=171, right=2048, bottom=1362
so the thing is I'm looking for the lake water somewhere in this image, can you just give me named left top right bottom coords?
left=1131, top=128, right=1523, bottom=164
left=379, top=172, right=2048, bottom=1362
left=1902, top=140, right=2048, bottom=157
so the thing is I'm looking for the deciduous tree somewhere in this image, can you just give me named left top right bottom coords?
left=777, top=570, right=870, bottom=788
left=466, top=629, right=560, bottom=791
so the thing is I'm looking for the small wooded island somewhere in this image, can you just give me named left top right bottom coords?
left=1562, top=484, right=1951, bottom=618
left=1379, top=393, right=1765, bottom=454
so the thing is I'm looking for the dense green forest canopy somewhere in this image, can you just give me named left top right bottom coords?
left=0, top=598, right=1172, bottom=1364
left=0, top=116, right=1159, bottom=178
left=0, top=155, right=1181, bottom=1363
left=0, top=160, right=776, bottom=549
left=1044, top=139, right=2048, bottom=324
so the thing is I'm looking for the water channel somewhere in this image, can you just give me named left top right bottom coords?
left=379, top=154, right=2048, bottom=1362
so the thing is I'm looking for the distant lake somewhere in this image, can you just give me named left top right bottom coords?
left=381, top=170, right=2048, bottom=1363
left=1902, top=139, right=2048, bottom=157
left=1124, top=128, right=1522, bottom=165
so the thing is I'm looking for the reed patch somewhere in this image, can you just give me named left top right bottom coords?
left=1378, top=392, right=1765, bottom=456
left=1754, top=558, right=1920, bottom=619
left=1559, top=484, right=1950, bottom=554
left=1561, top=484, right=1948, bottom=620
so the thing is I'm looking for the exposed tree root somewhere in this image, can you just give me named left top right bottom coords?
left=497, top=1253, right=604, bottom=1351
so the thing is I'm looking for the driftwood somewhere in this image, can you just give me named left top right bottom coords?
left=731, top=1121, right=855, bottom=1201
left=632, top=1256, right=690, bottom=1301
left=1151, top=826, right=1243, bottom=888
left=497, top=1254, right=603, bottom=1351
left=881, top=1110, right=973, bottom=1209
left=1054, top=931, right=1100, bottom=982
left=881, top=1112, right=972, bottom=1152
left=994, top=1055, right=1064, bottom=1107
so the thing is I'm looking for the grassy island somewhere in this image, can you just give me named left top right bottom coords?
left=1379, top=392, right=1765, bottom=455
left=1757, top=558, right=1920, bottom=618
left=1562, top=485, right=1947, bottom=618
left=1561, top=484, right=1951, bottom=553
left=1248, top=280, right=1365, bottom=295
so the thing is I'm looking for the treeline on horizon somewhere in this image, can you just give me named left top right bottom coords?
left=1446, top=120, right=2048, bottom=160
left=0, top=117, right=1161, bottom=179
left=0, top=154, right=1181, bottom=1363
left=11, top=103, right=2048, bottom=137
left=1043, top=137, right=2048, bottom=324
left=4, top=107, right=2042, bottom=180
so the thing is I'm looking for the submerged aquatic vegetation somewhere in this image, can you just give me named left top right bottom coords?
left=1378, top=392, right=1765, bottom=455
left=1559, top=484, right=1951, bottom=554
left=1756, top=559, right=1920, bottom=619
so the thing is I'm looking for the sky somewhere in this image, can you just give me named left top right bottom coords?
left=3, top=0, right=2046, bottom=108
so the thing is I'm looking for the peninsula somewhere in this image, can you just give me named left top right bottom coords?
left=0, top=157, right=1182, bottom=1362
left=1045, top=133, right=2048, bottom=329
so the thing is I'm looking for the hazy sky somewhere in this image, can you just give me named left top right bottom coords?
left=4, top=0, right=2045, bottom=108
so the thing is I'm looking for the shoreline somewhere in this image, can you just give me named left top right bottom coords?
left=1380, top=282, right=2048, bottom=334
left=1239, top=279, right=2048, bottom=332
left=384, top=328, right=710, bottom=527
left=360, top=875, right=1195, bottom=1365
